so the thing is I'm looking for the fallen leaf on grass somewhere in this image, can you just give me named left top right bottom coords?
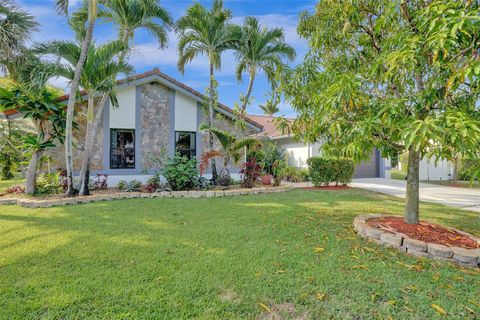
left=404, top=306, right=413, bottom=312
left=351, top=265, right=369, bottom=270
left=432, top=303, right=447, bottom=316
left=469, top=300, right=480, bottom=307
left=314, top=246, right=325, bottom=253
left=316, top=293, right=326, bottom=301
left=465, top=306, right=477, bottom=316
left=259, top=303, right=272, bottom=313
left=386, top=300, right=396, bottom=306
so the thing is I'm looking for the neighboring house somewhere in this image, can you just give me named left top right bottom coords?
left=247, top=115, right=392, bottom=179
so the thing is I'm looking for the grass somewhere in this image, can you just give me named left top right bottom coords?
left=422, top=179, right=480, bottom=189
left=0, top=173, right=24, bottom=191
left=391, top=169, right=406, bottom=180
left=0, top=189, right=479, bottom=319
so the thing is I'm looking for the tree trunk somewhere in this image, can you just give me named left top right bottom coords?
left=208, top=62, right=218, bottom=183
left=64, top=1, right=97, bottom=196
left=25, top=151, right=40, bottom=195
left=240, top=72, right=255, bottom=113
left=405, top=147, right=420, bottom=224
left=79, top=93, right=108, bottom=196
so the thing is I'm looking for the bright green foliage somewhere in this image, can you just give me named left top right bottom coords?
left=35, top=172, right=63, bottom=195
left=117, top=179, right=142, bottom=192
left=0, top=190, right=479, bottom=318
left=308, top=157, right=355, bottom=187
left=259, top=140, right=285, bottom=175
left=0, top=120, right=26, bottom=180
left=285, top=0, right=480, bottom=161
left=163, top=154, right=199, bottom=191
left=283, top=166, right=310, bottom=183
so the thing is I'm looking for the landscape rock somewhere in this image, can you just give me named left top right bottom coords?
left=403, top=238, right=428, bottom=253
left=427, top=243, right=453, bottom=259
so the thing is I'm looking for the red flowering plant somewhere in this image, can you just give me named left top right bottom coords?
left=240, top=158, right=261, bottom=188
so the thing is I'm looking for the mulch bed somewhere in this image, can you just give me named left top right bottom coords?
left=302, top=185, right=351, bottom=191
left=367, top=216, right=480, bottom=249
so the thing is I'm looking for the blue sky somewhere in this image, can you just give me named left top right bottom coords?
left=18, top=0, right=315, bottom=117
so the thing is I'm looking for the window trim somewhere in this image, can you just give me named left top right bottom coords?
left=175, top=131, right=197, bottom=159
left=110, top=128, right=136, bottom=169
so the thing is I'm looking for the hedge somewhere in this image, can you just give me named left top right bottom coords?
left=307, top=157, right=355, bottom=187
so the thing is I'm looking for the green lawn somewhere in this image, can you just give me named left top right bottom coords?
left=0, top=189, right=479, bottom=319
left=423, top=180, right=480, bottom=189
left=0, top=174, right=24, bottom=191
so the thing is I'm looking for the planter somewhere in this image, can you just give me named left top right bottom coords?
left=260, top=174, right=273, bottom=186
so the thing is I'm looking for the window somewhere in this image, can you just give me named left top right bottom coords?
left=175, top=131, right=196, bottom=159
left=110, top=129, right=135, bottom=169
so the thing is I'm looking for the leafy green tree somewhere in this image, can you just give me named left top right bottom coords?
left=199, top=123, right=259, bottom=184
left=35, top=38, right=133, bottom=195
left=0, top=87, right=66, bottom=194
left=0, top=0, right=38, bottom=78
left=260, top=96, right=281, bottom=116
left=175, top=0, right=239, bottom=183
left=233, top=17, right=295, bottom=116
left=0, top=120, right=26, bottom=180
left=100, top=0, right=173, bottom=62
left=282, top=0, right=480, bottom=224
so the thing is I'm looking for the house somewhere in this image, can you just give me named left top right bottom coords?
left=247, top=115, right=392, bottom=179
left=5, top=68, right=263, bottom=185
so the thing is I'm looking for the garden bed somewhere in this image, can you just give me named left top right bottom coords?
left=301, top=185, right=351, bottom=191
left=0, top=185, right=292, bottom=208
left=354, top=214, right=480, bottom=268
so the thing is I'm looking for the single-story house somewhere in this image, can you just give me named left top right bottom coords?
left=247, top=115, right=392, bottom=179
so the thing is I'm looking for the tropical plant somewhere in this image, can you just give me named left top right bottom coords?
left=272, top=159, right=287, bottom=187
left=36, top=34, right=133, bottom=195
left=53, top=0, right=99, bottom=196
left=259, top=99, right=280, bottom=117
left=176, top=0, right=239, bottom=183
left=240, top=158, right=261, bottom=188
left=163, top=154, right=199, bottom=191
left=0, top=120, right=26, bottom=180
left=200, top=123, right=259, bottom=185
left=0, top=0, right=38, bottom=77
left=0, top=86, right=66, bottom=194
left=282, top=0, right=480, bottom=224
left=233, top=17, right=295, bottom=117
left=260, top=141, right=285, bottom=175
left=100, top=0, right=173, bottom=62
left=117, top=179, right=142, bottom=192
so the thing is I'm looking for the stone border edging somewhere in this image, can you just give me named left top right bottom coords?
left=0, top=185, right=293, bottom=209
left=353, top=214, right=480, bottom=268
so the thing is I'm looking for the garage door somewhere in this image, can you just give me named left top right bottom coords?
left=354, top=150, right=380, bottom=178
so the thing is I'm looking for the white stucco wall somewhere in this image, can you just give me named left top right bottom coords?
left=276, top=137, right=322, bottom=168
left=110, top=86, right=136, bottom=129
left=419, top=158, right=454, bottom=181
left=175, top=91, right=197, bottom=132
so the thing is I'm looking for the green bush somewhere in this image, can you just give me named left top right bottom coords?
left=458, top=159, right=480, bottom=180
left=36, top=173, right=63, bottom=195
left=163, top=154, right=199, bottom=191
left=117, top=180, right=142, bottom=192
left=307, top=157, right=354, bottom=187
left=284, top=166, right=310, bottom=182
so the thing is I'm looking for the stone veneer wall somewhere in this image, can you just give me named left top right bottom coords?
left=140, top=83, right=171, bottom=170
left=47, top=99, right=105, bottom=171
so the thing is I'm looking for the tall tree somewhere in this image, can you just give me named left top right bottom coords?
left=56, top=0, right=99, bottom=196
left=0, top=87, right=66, bottom=194
left=175, top=0, right=239, bottom=183
left=233, top=17, right=295, bottom=116
left=0, top=0, right=38, bottom=79
left=35, top=39, right=133, bottom=195
left=282, top=0, right=480, bottom=224
left=100, top=0, right=173, bottom=62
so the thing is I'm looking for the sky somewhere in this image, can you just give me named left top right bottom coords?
left=17, top=0, right=316, bottom=118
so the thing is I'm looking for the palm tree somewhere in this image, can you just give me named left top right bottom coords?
left=36, top=39, right=133, bottom=195
left=100, top=0, right=173, bottom=62
left=260, top=99, right=280, bottom=116
left=0, top=0, right=38, bottom=79
left=199, top=123, right=259, bottom=185
left=54, top=0, right=99, bottom=196
left=233, top=17, right=296, bottom=114
left=175, top=0, right=239, bottom=183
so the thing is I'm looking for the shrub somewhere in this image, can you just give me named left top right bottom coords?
left=163, top=154, right=199, bottom=191
left=240, top=159, right=261, bottom=188
left=217, top=168, right=231, bottom=186
left=36, top=173, right=63, bottom=195
left=307, top=157, right=354, bottom=187
left=144, top=174, right=161, bottom=192
left=261, top=142, right=285, bottom=175
left=6, top=184, right=24, bottom=194
left=117, top=180, right=142, bottom=192
left=458, top=158, right=480, bottom=180
left=246, top=148, right=265, bottom=163
left=284, top=166, right=310, bottom=182
left=272, top=159, right=287, bottom=187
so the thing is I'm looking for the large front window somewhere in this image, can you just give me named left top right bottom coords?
left=175, top=131, right=196, bottom=159
left=110, top=129, right=135, bottom=169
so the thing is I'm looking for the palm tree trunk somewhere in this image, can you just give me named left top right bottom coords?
left=208, top=62, right=218, bottom=183
left=65, top=0, right=97, bottom=196
left=25, top=151, right=40, bottom=195
left=405, top=147, right=420, bottom=224
left=79, top=93, right=108, bottom=196
left=240, top=72, right=255, bottom=113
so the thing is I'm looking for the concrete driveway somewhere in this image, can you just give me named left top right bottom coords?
left=351, top=178, right=480, bottom=212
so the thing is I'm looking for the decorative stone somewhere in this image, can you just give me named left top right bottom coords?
left=205, top=191, right=215, bottom=198
left=403, top=238, right=428, bottom=253
left=172, top=191, right=187, bottom=198
left=407, top=250, right=431, bottom=259
left=363, top=226, right=383, bottom=240
left=380, top=232, right=403, bottom=247
left=214, top=190, right=224, bottom=197
left=427, top=243, right=453, bottom=259
left=61, top=198, right=76, bottom=205
left=452, top=247, right=479, bottom=266
left=140, top=193, right=152, bottom=198
left=188, top=191, right=205, bottom=198
left=160, top=191, right=172, bottom=198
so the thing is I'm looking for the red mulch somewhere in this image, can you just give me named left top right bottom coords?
left=302, top=186, right=351, bottom=190
left=367, top=216, right=480, bottom=249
